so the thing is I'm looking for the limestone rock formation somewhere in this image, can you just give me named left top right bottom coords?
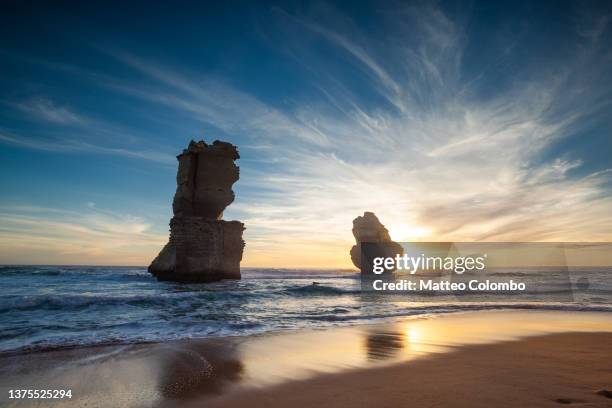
left=350, top=212, right=403, bottom=269
left=149, top=140, right=245, bottom=282
left=172, top=140, right=239, bottom=219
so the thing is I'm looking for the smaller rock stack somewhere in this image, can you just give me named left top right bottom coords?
left=149, top=140, right=245, bottom=283
left=350, top=212, right=403, bottom=269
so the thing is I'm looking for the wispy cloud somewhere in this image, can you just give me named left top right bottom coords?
left=0, top=205, right=166, bottom=265
left=13, top=97, right=86, bottom=124
left=0, top=130, right=175, bottom=164
left=99, top=49, right=333, bottom=148
left=0, top=92, right=176, bottom=164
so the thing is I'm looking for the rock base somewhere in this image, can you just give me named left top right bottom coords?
left=149, top=217, right=245, bottom=282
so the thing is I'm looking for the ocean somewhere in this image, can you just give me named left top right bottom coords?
left=1, top=266, right=611, bottom=354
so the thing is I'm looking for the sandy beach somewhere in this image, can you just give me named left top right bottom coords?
left=201, top=332, right=612, bottom=408
left=2, top=310, right=612, bottom=407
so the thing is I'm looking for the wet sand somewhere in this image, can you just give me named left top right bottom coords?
left=200, top=331, right=612, bottom=408
left=1, top=310, right=612, bottom=407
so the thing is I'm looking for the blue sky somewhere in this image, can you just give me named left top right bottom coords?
left=1, top=0, right=611, bottom=267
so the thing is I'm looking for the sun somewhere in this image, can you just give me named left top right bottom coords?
left=387, top=224, right=431, bottom=242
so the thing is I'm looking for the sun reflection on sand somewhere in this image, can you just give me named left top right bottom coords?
left=403, top=324, right=426, bottom=353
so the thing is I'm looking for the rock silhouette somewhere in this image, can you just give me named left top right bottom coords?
left=350, top=212, right=403, bottom=269
left=149, top=140, right=245, bottom=282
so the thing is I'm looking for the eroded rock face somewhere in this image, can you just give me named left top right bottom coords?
left=149, top=140, right=245, bottom=282
left=172, top=140, right=240, bottom=219
left=350, top=212, right=403, bottom=269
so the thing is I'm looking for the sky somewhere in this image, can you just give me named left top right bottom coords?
left=0, top=0, right=611, bottom=268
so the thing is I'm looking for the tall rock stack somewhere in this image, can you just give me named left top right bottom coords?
left=149, top=140, right=245, bottom=282
left=350, top=212, right=403, bottom=269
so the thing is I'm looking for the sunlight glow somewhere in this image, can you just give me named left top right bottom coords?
left=387, top=224, right=432, bottom=242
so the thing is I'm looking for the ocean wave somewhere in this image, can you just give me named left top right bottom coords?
left=487, top=271, right=531, bottom=277
left=0, top=291, right=225, bottom=313
left=243, top=268, right=358, bottom=280
left=0, top=266, right=153, bottom=283
left=284, top=284, right=359, bottom=296
left=297, top=302, right=612, bottom=323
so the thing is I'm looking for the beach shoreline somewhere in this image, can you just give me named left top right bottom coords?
left=1, top=310, right=612, bottom=407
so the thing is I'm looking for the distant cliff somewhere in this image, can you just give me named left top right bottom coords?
left=149, top=140, right=245, bottom=282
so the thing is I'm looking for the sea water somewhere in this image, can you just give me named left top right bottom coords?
left=0, top=266, right=611, bottom=354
